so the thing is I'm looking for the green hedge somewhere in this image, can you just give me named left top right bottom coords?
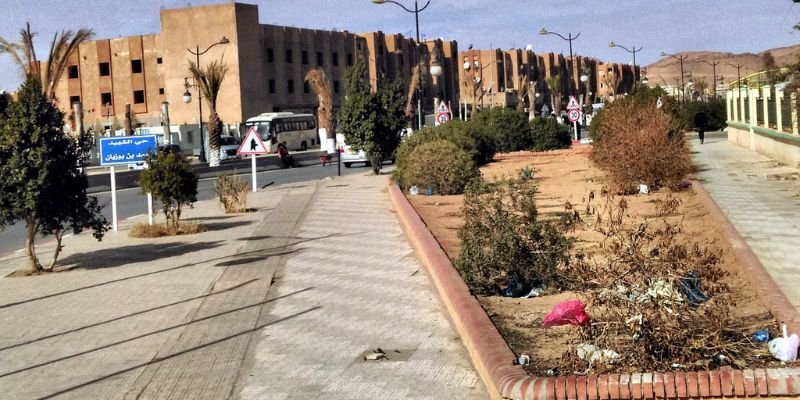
left=529, top=117, right=571, bottom=151
left=397, top=140, right=479, bottom=195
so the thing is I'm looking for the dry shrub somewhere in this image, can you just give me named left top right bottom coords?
left=591, top=100, right=691, bottom=193
left=129, top=222, right=207, bottom=238
left=214, top=174, right=249, bottom=213
left=653, top=193, right=682, bottom=217
left=563, top=195, right=777, bottom=373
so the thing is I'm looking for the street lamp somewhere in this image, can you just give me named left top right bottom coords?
left=661, top=51, right=689, bottom=102
left=463, top=59, right=499, bottom=113
left=609, top=41, right=643, bottom=84
left=724, top=61, right=746, bottom=100
left=697, top=59, right=720, bottom=99
left=373, top=0, right=431, bottom=129
left=185, top=36, right=229, bottom=163
left=540, top=28, right=581, bottom=98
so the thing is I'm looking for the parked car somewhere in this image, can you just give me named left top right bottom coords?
left=219, top=136, right=240, bottom=161
left=336, top=133, right=395, bottom=168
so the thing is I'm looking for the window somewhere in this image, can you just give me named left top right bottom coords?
left=156, top=57, right=163, bottom=64
left=158, top=88, right=165, bottom=95
left=68, top=65, right=79, bottom=79
left=288, top=79, right=295, bottom=94
left=133, top=90, right=145, bottom=104
left=347, top=53, right=353, bottom=66
left=100, top=92, right=112, bottom=106
left=99, top=62, right=110, bottom=76
left=334, top=80, right=340, bottom=94
left=302, top=50, right=308, bottom=65
left=269, top=79, right=276, bottom=94
left=187, top=131, right=194, bottom=144
left=303, top=81, right=310, bottom=94
left=333, top=52, right=339, bottom=67
left=317, top=51, right=323, bottom=66
left=267, top=48, right=274, bottom=63
left=286, top=49, right=293, bottom=63
left=69, top=95, right=80, bottom=105
left=131, top=59, right=143, bottom=74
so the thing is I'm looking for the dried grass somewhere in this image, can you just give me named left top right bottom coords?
left=129, top=222, right=207, bottom=238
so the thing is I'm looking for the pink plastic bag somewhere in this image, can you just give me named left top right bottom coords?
left=543, top=299, right=591, bottom=328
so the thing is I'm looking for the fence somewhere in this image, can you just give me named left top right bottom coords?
left=726, top=85, right=797, bottom=135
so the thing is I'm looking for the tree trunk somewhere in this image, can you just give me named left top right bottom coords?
left=208, top=111, right=222, bottom=167
left=26, top=220, right=41, bottom=273
left=48, top=229, right=65, bottom=271
left=370, top=155, right=382, bottom=175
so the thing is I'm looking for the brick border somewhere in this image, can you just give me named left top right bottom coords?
left=388, top=178, right=800, bottom=400
left=493, top=146, right=592, bottom=160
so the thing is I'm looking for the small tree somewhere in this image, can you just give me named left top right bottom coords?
left=338, top=61, right=408, bottom=174
left=138, top=151, right=198, bottom=230
left=0, top=77, right=109, bottom=272
left=304, top=68, right=334, bottom=145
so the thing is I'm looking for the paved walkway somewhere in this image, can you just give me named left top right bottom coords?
left=691, top=132, right=800, bottom=308
left=0, top=172, right=485, bottom=399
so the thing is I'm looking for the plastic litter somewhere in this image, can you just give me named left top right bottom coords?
left=576, top=343, right=620, bottom=365
left=525, top=285, right=547, bottom=298
left=768, top=324, right=799, bottom=362
left=752, top=329, right=770, bottom=343
left=638, top=184, right=649, bottom=194
left=409, top=185, right=419, bottom=196
left=679, top=271, right=710, bottom=306
left=517, top=354, right=530, bottom=366
left=543, top=299, right=591, bottom=328
left=502, top=278, right=528, bottom=298
left=425, top=188, right=433, bottom=196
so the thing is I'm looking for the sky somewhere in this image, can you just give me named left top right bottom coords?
left=0, top=0, right=797, bottom=91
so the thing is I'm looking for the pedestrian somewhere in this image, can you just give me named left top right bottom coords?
left=694, top=111, right=708, bottom=144
left=277, top=141, right=293, bottom=168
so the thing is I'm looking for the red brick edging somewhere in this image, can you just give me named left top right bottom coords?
left=388, top=178, right=800, bottom=400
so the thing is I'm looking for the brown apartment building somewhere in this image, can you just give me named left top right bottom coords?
left=53, top=1, right=461, bottom=155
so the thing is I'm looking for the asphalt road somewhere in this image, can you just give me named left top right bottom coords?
left=0, top=158, right=371, bottom=258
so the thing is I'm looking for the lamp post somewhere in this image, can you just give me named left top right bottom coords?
left=724, top=61, right=746, bottom=100
left=661, top=51, right=688, bottom=102
left=373, top=0, right=431, bottom=129
left=697, top=59, right=720, bottom=99
left=462, top=58, right=499, bottom=118
left=184, top=37, right=229, bottom=163
left=609, top=41, right=643, bottom=84
left=540, top=28, right=580, bottom=98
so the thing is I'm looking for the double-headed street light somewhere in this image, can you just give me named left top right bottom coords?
left=184, top=36, right=229, bottom=163
left=373, top=0, right=432, bottom=129
left=696, top=59, right=720, bottom=99
left=609, top=41, right=643, bottom=84
left=661, top=51, right=689, bottom=102
left=539, top=28, right=581, bottom=98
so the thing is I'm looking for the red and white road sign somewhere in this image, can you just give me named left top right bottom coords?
left=567, top=109, right=581, bottom=123
left=237, top=126, right=269, bottom=155
left=566, top=96, right=580, bottom=110
left=435, top=102, right=451, bottom=125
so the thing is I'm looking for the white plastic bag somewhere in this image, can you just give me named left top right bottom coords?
left=768, top=324, right=799, bottom=362
left=409, top=185, right=419, bottom=196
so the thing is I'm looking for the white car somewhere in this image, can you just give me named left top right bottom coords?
left=219, top=136, right=240, bottom=161
left=337, top=135, right=395, bottom=168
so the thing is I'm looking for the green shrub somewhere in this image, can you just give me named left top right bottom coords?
left=396, top=120, right=495, bottom=168
left=529, top=117, right=571, bottom=151
left=471, top=107, right=531, bottom=152
left=678, top=99, right=727, bottom=131
left=138, top=151, right=198, bottom=229
left=456, top=176, right=572, bottom=295
left=397, top=140, right=478, bottom=195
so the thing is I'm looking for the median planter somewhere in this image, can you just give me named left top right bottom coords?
left=388, top=149, right=800, bottom=399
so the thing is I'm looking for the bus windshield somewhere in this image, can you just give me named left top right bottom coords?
left=245, top=121, right=271, bottom=140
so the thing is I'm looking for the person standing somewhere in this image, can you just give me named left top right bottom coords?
left=694, top=111, right=708, bottom=144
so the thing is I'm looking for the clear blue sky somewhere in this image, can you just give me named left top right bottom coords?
left=0, top=0, right=797, bottom=91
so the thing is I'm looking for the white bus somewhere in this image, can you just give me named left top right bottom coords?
left=243, top=112, right=318, bottom=152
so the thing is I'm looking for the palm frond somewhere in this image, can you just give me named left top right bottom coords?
left=405, top=61, right=424, bottom=118
left=188, top=57, right=228, bottom=112
left=304, top=68, right=333, bottom=136
left=43, top=28, right=94, bottom=99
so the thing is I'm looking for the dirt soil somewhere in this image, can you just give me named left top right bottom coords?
left=407, top=146, right=778, bottom=375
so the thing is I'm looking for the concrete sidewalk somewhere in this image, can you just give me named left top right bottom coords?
left=691, top=132, right=800, bottom=308
left=0, top=172, right=485, bottom=399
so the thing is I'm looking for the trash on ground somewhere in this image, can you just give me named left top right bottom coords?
left=425, top=188, right=433, bottom=196
left=364, top=347, right=387, bottom=361
left=543, top=299, right=591, bottom=328
left=524, top=285, right=547, bottom=298
left=679, top=271, right=710, bottom=306
left=638, top=184, right=649, bottom=194
left=409, top=185, right=419, bottom=196
left=517, top=354, right=530, bottom=366
left=752, top=329, right=770, bottom=343
left=769, top=324, right=799, bottom=362
left=576, top=343, right=620, bottom=365
left=502, top=278, right=528, bottom=298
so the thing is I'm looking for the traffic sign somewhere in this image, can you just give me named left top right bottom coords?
left=567, top=109, right=580, bottom=123
left=237, top=127, right=269, bottom=155
left=435, top=102, right=451, bottom=125
left=566, top=96, right=580, bottom=110
left=437, top=113, right=450, bottom=124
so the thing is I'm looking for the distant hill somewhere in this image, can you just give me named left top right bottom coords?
left=644, top=44, right=800, bottom=89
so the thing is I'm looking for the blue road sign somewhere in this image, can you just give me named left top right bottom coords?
left=98, top=135, right=157, bottom=166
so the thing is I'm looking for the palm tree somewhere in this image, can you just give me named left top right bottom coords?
left=545, top=74, right=562, bottom=114
left=0, top=23, right=94, bottom=100
left=189, top=58, right=229, bottom=167
left=304, top=68, right=334, bottom=148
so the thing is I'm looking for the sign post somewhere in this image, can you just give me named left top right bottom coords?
left=99, top=135, right=157, bottom=231
left=567, top=96, right=581, bottom=141
left=237, top=127, right=270, bottom=192
left=435, top=101, right=451, bottom=126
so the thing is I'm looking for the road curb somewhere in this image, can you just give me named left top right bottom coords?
left=388, top=178, right=800, bottom=400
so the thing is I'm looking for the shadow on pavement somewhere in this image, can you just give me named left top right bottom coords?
left=214, top=248, right=301, bottom=267
left=58, top=241, right=226, bottom=270
left=203, top=220, right=253, bottom=232
left=182, top=215, right=236, bottom=222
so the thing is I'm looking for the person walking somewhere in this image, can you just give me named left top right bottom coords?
left=694, top=111, right=708, bottom=144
